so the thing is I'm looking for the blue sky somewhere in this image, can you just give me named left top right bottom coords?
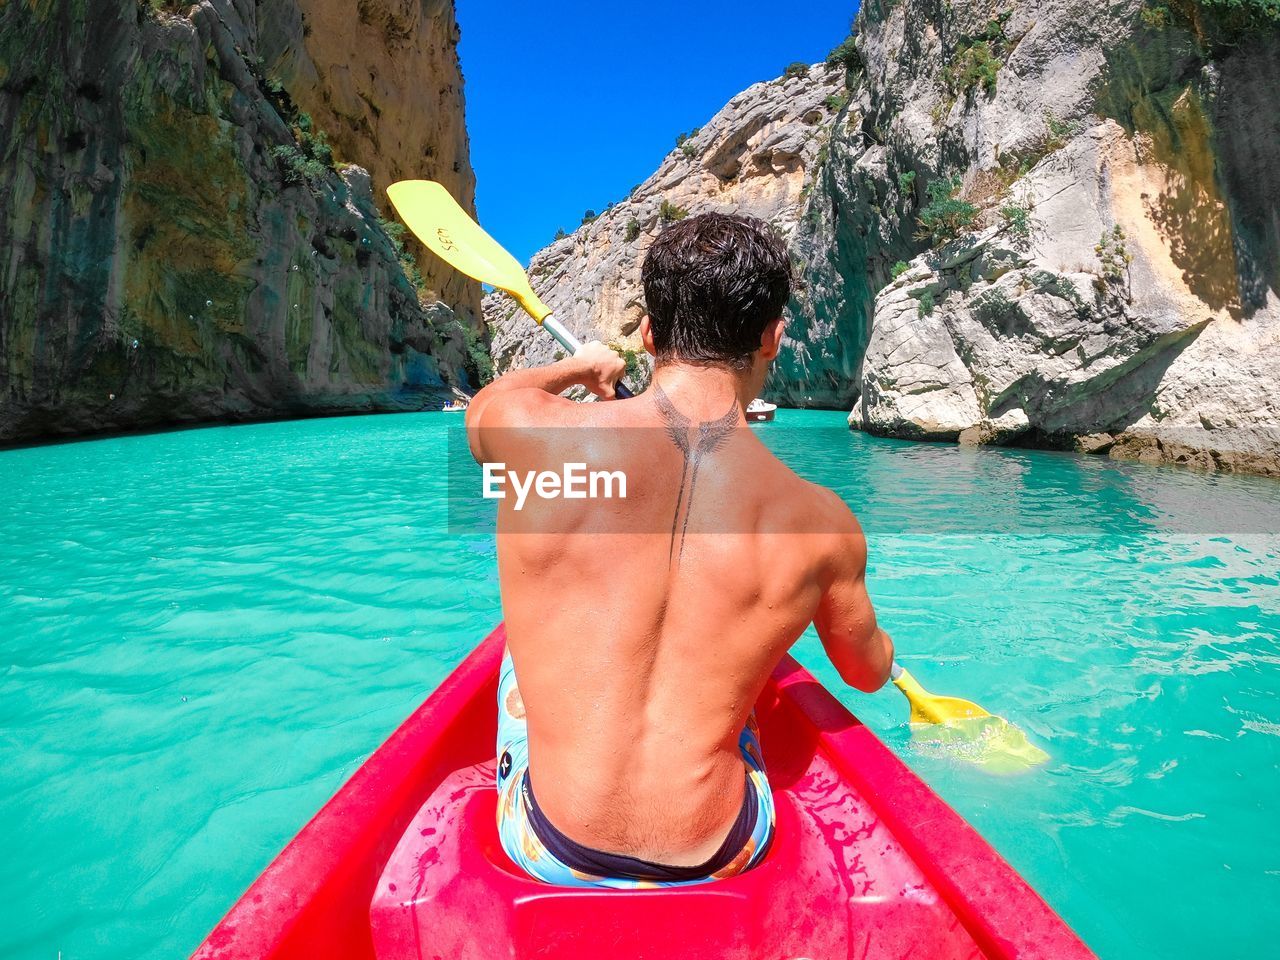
left=456, top=1, right=857, bottom=265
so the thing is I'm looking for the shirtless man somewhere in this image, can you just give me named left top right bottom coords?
left=465, top=213, right=894, bottom=888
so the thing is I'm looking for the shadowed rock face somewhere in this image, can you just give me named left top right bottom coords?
left=0, top=0, right=477, bottom=443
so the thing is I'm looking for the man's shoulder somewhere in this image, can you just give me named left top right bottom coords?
left=483, top=387, right=580, bottom=430
left=797, top=479, right=862, bottom=536
left=746, top=454, right=859, bottom=534
left=469, top=389, right=586, bottom=467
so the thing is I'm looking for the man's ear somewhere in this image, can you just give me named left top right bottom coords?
left=759, top=317, right=785, bottom=361
left=640, top=315, right=657, bottom=357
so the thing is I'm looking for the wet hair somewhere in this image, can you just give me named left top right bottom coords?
left=641, top=212, right=792, bottom=370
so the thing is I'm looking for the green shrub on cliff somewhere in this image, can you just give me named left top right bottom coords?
left=675, top=129, right=701, bottom=158
left=270, top=144, right=327, bottom=187
left=826, top=23, right=864, bottom=91
left=625, top=218, right=642, bottom=242
left=999, top=200, right=1034, bottom=240
left=380, top=218, right=408, bottom=250
left=826, top=33, right=863, bottom=73
left=659, top=199, right=689, bottom=223
left=950, top=40, right=1001, bottom=95
left=271, top=113, right=335, bottom=191
left=784, top=62, right=811, bottom=79
left=945, top=12, right=1012, bottom=97
left=377, top=216, right=428, bottom=293
left=457, top=321, right=494, bottom=386
left=610, top=345, right=646, bottom=385
left=915, top=176, right=979, bottom=245
left=674, top=129, right=701, bottom=154
left=242, top=57, right=337, bottom=194
left=1143, top=0, right=1279, bottom=30
left=1095, top=225, right=1134, bottom=300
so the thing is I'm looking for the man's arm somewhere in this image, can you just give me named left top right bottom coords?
left=812, top=491, right=894, bottom=693
left=464, top=342, right=625, bottom=463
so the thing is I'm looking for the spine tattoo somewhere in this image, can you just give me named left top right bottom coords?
left=652, top=384, right=740, bottom=563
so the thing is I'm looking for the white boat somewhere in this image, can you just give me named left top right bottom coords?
left=442, top=399, right=469, bottom=412
left=746, top=398, right=777, bottom=423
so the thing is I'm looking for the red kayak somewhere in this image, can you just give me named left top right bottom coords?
left=194, top=625, right=1094, bottom=959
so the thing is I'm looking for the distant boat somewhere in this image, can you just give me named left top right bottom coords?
left=747, top=398, right=777, bottom=423
left=442, top=399, right=469, bottom=412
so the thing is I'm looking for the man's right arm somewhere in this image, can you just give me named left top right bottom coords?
left=812, top=491, right=894, bottom=693
left=464, top=342, right=625, bottom=463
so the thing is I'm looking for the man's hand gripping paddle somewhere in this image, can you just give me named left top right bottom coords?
left=385, top=179, right=633, bottom=398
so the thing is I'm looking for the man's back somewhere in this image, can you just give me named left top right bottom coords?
left=487, top=381, right=871, bottom=864
left=469, top=212, right=892, bottom=882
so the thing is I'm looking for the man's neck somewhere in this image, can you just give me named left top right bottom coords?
left=649, top=363, right=758, bottom=419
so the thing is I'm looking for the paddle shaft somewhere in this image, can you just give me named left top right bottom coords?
left=541, top=314, right=634, bottom=400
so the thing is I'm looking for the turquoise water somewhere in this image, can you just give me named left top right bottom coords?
left=2, top=410, right=1277, bottom=958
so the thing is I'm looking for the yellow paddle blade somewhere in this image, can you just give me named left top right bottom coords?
left=892, top=667, right=990, bottom=724
left=909, top=715, right=1052, bottom=775
left=385, top=179, right=552, bottom=322
left=892, top=667, right=1049, bottom=773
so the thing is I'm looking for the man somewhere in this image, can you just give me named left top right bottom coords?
left=465, top=213, right=893, bottom=888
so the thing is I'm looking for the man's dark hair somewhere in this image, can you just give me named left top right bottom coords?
left=641, top=212, right=792, bottom=370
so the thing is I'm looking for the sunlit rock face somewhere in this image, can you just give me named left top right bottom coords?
left=0, top=0, right=477, bottom=443
left=257, top=0, right=477, bottom=313
left=483, top=63, right=854, bottom=406
left=840, top=0, right=1280, bottom=475
left=485, top=1, right=1278, bottom=475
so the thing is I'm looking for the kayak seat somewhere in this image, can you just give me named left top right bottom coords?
left=370, top=684, right=985, bottom=960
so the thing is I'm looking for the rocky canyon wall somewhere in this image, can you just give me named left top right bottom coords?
left=483, top=64, right=854, bottom=405
left=0, top=0, right=478, bottom=443
left=488, top=0, right=1279, bottom=475
left=843, top=0, right=1280, bottom=475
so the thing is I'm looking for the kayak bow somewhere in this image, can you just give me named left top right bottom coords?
left=193, top=626, right=1093, bottom=960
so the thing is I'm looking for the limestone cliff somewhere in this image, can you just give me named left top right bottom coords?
left=0, top=0, right=478, bottom=443
left=256, top=0, right=476, bottom=311
left=486, top=1, right=1279, bottom=476
left=842, top=0, right=1280, bottom=475
left=484, top=64, right=851, bottom=403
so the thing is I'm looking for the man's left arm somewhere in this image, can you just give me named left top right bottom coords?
left=464, top=341, right=625, bottom=463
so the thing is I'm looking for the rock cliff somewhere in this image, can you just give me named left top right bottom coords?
left=484, top=64, right=851, bottom=403
left=844, top=0, right=1280, bottom=475
left=488, top=1, right=1279, bottom=475
left=0, top=0, right=478, bottom=443
left=257, top=0, right=476, bottom=311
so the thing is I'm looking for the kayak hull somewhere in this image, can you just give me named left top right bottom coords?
left=194, top=625, right=1094, bottom=960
